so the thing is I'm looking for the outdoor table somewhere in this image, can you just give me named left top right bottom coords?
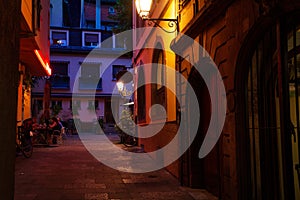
left=33, top=125, right=50, bottom=146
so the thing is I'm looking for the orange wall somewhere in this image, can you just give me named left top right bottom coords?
left=35, top=0, right=50, bottom=62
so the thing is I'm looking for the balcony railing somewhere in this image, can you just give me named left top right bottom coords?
left=79, top=77, right=102, bottom=90
left=50, top=75, right=70, bottom=89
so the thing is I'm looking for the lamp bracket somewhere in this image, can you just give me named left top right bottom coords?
left=143, top=17, right=178, bottom=33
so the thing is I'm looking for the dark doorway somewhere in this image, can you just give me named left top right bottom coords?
left=105, top=98, right=114, bottom=124
left=180, top=67, right=220, bottom=196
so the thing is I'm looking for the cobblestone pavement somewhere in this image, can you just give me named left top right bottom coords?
left=14, top=134, right=218, bottom=200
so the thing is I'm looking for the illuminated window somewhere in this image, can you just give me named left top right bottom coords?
left=50, top=30, right=69, bottom=46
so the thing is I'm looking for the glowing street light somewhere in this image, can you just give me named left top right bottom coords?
left=135, top=0, right=178, bottom=33
left=116, top=70, right=134, bottom=98
left=135, top=0, right=153, bottom=19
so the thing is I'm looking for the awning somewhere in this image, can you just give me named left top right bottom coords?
left=19, top=49, right=51, bottom=76
left=19, top=15, right=51, bottom=76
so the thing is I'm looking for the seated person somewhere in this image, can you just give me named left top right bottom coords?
left=49, top=117, right=62, bottom=133
left=57, top=117, right=64, bottom=128
left=57, top=117, right=67, bottom=135
left=48, top=117, right=63, bottom=144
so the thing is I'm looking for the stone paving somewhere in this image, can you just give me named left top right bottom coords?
left=14, top=134, right=218, bottom=200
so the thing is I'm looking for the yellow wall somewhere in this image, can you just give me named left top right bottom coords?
left=16, top=64, right=24, bottom=125
left=35, top=0, right=50, bottom=62
left=134, top=0, right=178, bottom=123
left=23, top=87, right=32, bottom=120
left=21, top=0, right=33, bottom=31
left=17, top=64, right=32, bottom=125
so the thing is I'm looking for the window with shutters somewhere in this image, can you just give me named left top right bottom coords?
left=50, top=30, right=69, bottom=46
left=82, top=31, right=100, bottom=47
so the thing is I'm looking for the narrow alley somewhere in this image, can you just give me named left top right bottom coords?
left=14, top=134, right=217, bottom=200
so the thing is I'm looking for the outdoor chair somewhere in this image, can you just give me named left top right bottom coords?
left=51, top=129, right=64, bottom=145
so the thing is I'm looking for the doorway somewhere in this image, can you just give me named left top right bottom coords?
left=105, top=98, right=114, bottom=124
left=180, top=67, right=220, bottom=196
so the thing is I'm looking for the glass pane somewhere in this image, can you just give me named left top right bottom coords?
left=52, top=32, right=66, bottom=40
left=289, top=24, right=300, bottom=199
left=112, top=65, right=125, bottom=80
left=248, top=50, right=262, bottom=200
left=81, top=63, right=100, bottom=78
left=85, top=33, right=98, bottom=42
left=52, top=31, right=67, bottom=46
left=84, top=0, right=96, bottom=28
left=84, top=33, right=99, bottom=46
left=51, top=63, right=68, bottom=76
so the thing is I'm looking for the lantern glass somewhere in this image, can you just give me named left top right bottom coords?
left=135, top=0, right=152, bottom=18
left=116, top=81, right=124, bottom=92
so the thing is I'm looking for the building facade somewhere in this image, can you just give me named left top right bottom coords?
left=133, top=0, right=179, bottom=177
left=32, top=0, right=132, bottom=126
left=133, top=0, right=300, bottom=199
left=18, top=0, right=51, bottom=124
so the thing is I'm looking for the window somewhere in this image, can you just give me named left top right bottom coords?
left=156, top=50, right=165, bottom=90
left=51, top=61, right=68, bottom=76
left=112, top=65, right=126, bottom=80
left=82, top=0, right=99, bottom=29
left=109, top=7, right=115, bottom=14
left=82, top=32, right=100, bottom=47
left=63, top=0, right=71, bottom=26
left=51, top=30, right=68, bottom=46
left=151, top=45, right=166, bottom=119
left=244, top=21, right=300, bottom=199
left=95, top=100, right=99, bottom=109
left=80, top=62, right=100, bottom=78
left=79, top=62, right=102, bottom=90
left=88, top=100, right=99, bottom=110
left=115, top=34, right=126, bottom=48
left=51, top=100, right=62, bottom=108
left=72, top=100, right=81, bottom=109
left=50, top=61, right=70, bottom=89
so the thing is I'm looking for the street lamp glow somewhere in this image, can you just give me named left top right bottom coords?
left=116, top=81, right=124, bottom=92
left=135, top=0, right=153, bottom=19
left=116, top=69, right=134, bottom=98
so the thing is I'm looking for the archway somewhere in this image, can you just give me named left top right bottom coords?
left=235, top=10, right=300, bottom=200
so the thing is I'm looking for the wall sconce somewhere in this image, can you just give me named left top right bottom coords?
left=116, top=69, right=134, bottom=98
left=135, top=0, right=178, bottom=33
